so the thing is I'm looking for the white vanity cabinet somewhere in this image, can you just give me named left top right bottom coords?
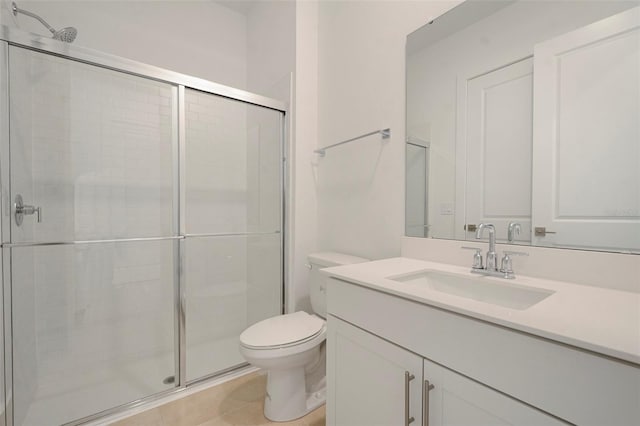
left=327, top=316, right=423, bottom=426
left=325, top=275, right=640, bottom=426
left=328, top=315, right=565, bottom=426
left=422, top=358, right=565, bottom=426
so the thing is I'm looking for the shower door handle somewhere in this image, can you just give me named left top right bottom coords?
left=14, top=194, right=42, bottom=226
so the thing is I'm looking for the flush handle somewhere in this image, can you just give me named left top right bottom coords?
left=14, top=194, right=42, bottom=226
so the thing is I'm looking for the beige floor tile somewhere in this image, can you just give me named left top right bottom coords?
left=110, top=371, right=325, bottom=426
left=158, top=373, right=266, bottom=426
left=199, top=399, right=310, bottom=426
left=157, top=373, right=265, bottom=425
left=303, top=406, right=326, bottom=426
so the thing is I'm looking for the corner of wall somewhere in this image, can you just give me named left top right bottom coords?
left=288, top=0, right=319, bottom=313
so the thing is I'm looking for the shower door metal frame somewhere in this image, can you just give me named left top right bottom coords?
left=0, top=26, right=288, bottom=426
left=0, top=39, right=11, bottom=426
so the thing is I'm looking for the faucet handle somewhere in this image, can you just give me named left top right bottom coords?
left=500, top=251, right=529, bottom=277
left=461, top=246, right=483, bottom=270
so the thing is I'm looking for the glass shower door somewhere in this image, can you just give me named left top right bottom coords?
left=5, top=47, right=178, bottom=425
left=183, top=89, right=283, bottom=382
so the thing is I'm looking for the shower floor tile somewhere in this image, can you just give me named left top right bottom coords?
left=109, top=372, right=325, bottom=426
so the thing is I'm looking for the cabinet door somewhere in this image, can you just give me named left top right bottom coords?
left=327, top=315, right=423, bottom=426
left=423, top=358, right=567, bottom=426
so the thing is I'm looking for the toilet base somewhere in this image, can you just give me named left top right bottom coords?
left=264, top=367, right=326, bottom=422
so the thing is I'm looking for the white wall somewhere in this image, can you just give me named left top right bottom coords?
left=314, top=0, right=461, bottom=261
left=247, top=0, right=295, bottom=100
left=2, top=0, right=248, bottom=88
left=289, top=0, right=319, bottom=312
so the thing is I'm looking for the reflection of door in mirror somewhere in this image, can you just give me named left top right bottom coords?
left=405, top=0, right=639, bottom=253
left=532, top=7, right=640, bottom=252
left=406, top=141, right=429, bottom=237
left=458, top=58, right=533, bottom=244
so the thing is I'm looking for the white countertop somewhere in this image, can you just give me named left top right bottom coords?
left=323, top=257, right=640, bottom=365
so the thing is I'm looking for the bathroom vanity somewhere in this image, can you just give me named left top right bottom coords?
left=323, top=258, right=640, bottom=426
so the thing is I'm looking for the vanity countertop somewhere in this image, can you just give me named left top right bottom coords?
left=322, top=257, right=640, bottom=365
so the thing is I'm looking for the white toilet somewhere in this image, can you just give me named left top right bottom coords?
left=239, top=252, right=368, bottom=422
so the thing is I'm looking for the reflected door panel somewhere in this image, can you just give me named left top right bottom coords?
left=9, top=241, right=177, bottom=426
left=463, top=57, right=533, bottom=243
left=8, top=47, right=177, bottom=244
left=532, top=7, right=640, bottom=251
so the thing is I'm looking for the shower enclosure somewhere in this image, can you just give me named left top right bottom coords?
left=0, top=29, right=286, bottom=425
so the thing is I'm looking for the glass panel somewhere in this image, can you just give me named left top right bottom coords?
left=10, top=240, right=176, bottom=425
left=185, top=234, right=281, bottom=381
left=9, top=47, right=176, bottom=243
left=185, top=89, right=281, bottom=234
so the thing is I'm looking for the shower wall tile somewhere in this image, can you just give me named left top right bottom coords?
left=184, top=89, right=281, bottom=235
left=9, top=47, right=177, bottom=244
left=246, top=234, right=282, bottom=326
left=185, top=236, right=248, bottom=341
left=185, top=89, right=248, bottom=234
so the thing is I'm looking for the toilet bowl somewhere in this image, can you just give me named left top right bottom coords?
left=240, top=311, right=327, bottom=421
left=239, top=252, right=368, bottom=422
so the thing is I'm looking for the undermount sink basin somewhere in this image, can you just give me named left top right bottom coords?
left=388, top=270, right=554, bottom=310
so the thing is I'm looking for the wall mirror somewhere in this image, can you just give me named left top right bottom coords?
left=405, top=0, right=639, bottom=254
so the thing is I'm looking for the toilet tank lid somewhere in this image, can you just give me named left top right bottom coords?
left=308, top=252, right=369, bottom=267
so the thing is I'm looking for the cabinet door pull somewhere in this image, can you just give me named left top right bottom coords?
left=405, top=371, right=415, bottom=425
left=422, top=379, right=435, bottom=426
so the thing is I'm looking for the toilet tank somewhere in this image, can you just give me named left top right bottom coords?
left=307, top=252, right=369, bottom=318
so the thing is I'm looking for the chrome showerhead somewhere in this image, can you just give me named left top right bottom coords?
left=53, top=27, right=77, bottom=43
left=12, top=1, right=77, bottom=43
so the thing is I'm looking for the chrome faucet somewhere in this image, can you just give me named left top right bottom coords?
left=476, top=223, right=497, bottom=271
left=462, top=222, right=529, bottom=279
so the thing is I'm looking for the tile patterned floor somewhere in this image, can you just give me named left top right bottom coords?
left=110, top=372, right=325, bottom=426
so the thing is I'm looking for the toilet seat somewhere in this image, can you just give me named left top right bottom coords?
left=240, top=311, right=325, bottom=350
